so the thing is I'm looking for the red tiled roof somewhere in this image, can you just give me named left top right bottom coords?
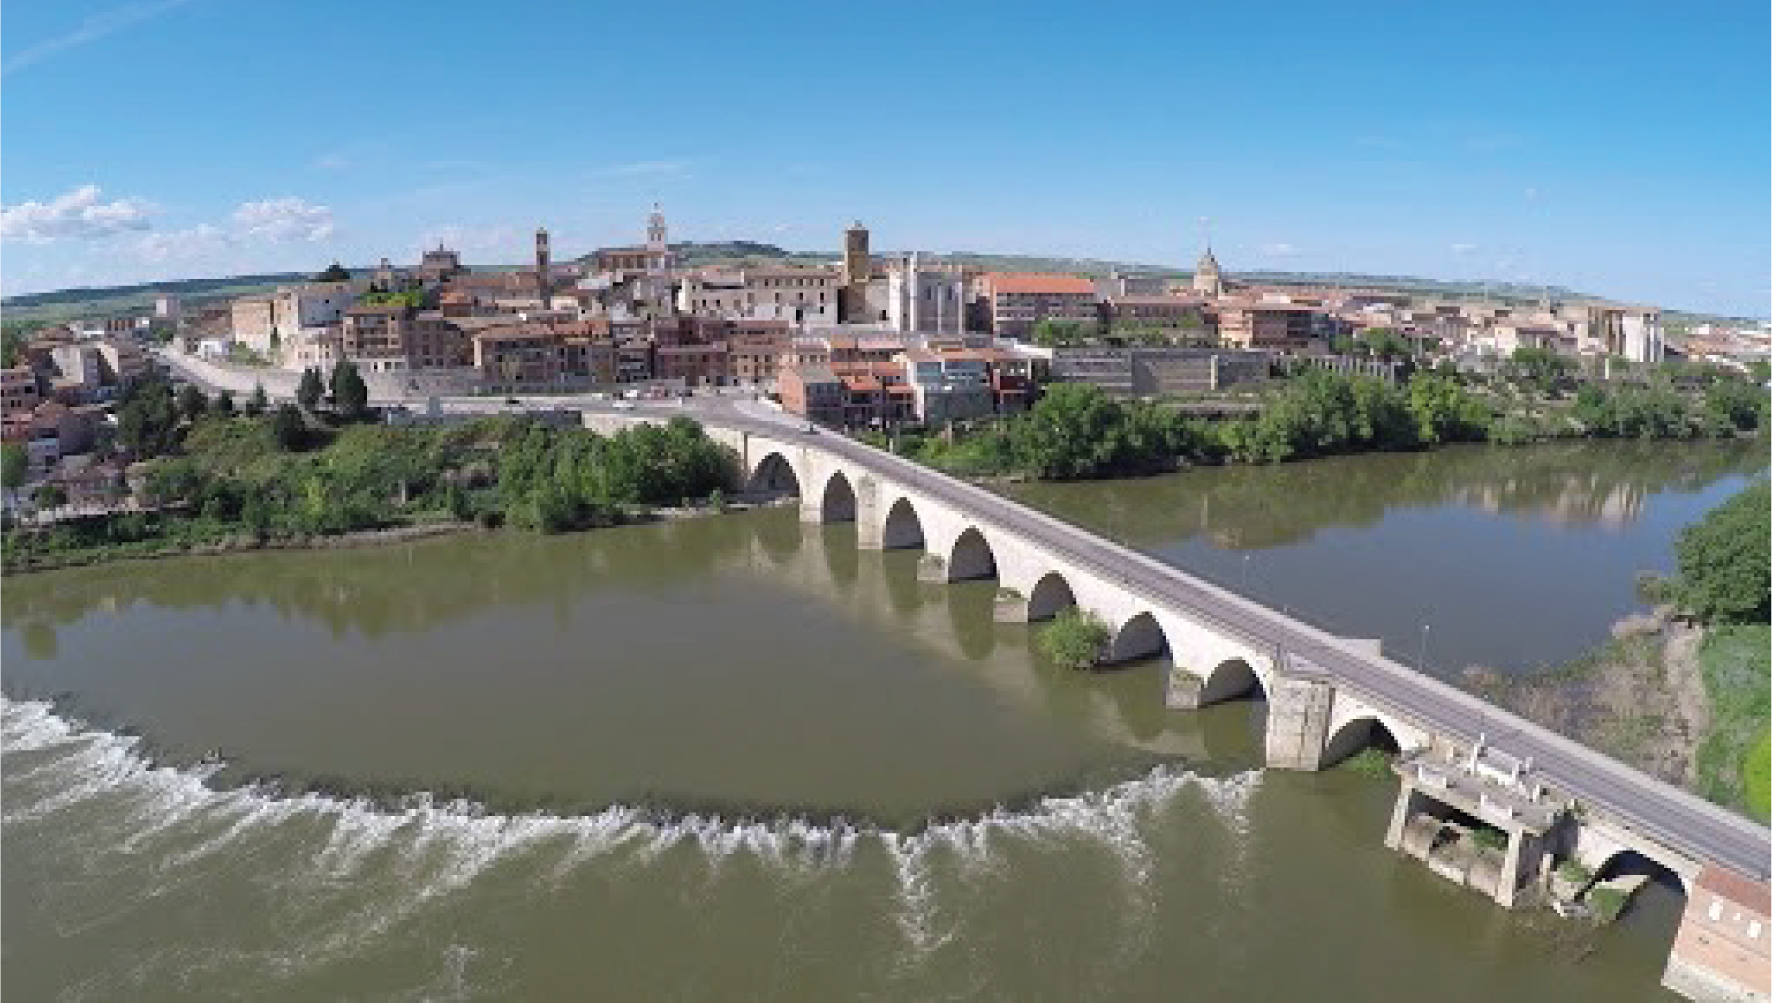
left=1698, top=865, right=1772, bottom=916
left=984, top=272, right=1096, bottom=296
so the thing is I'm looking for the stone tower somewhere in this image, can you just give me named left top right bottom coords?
left=1193, top=245, right=1223, bottom=298
left=647, top=203, right=668, bottom=271
left=843, top=221, right=870, bottom=322
left=534, top=227, right=551, bottom=301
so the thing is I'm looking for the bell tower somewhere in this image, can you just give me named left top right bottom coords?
left=843, top=221, right=870, bottom=322
left=534, top=226, right=551, bottom=301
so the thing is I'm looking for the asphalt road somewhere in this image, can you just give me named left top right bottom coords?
left=158, top=352, right=1770, bottom=879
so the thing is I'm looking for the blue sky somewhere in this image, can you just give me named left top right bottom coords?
left=3, top=0, right=1768, bottom=316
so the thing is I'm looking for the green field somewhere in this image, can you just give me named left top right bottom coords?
left=1697, top=623, right=1772, bottom=821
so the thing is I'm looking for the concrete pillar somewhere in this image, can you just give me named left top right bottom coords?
left=993, top=592, right=1032, bottom=623
left=854, top=474, right=884, bottom=549
left=1498, top=829, right=1526, bottom=908
left=916, top=554, right=950, bottom=583
left=799, top=499, right=825, bottom=524
left=1264, top=676, right=1333, bottom=770
left=1165, top=667, right=1204, bottom=709
left=1385, top=781, right=1417, bottom=851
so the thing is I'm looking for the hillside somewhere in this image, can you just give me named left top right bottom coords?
left=5, top=243, right=1760, bottom=328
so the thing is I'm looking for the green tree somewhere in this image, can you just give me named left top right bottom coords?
left=332, top=360, right=370, bottom=419
left=1032, top=318, right=1100, bottom=348
left=177, top=383, right=208, bottom=421
left=1672, top=481, right=1770, bottom=624
left=296, top=367, right=324, bottom=411
left=245, top=383, right=269, bottom=417
left=1406, top=372, right=1490, bottom=444
left=213, top=390, right=235, bottom=416
left=1, top=442, right=27, bottom=495
left=33, top=483, right=68, bottom=510
left=1358, top=326, right=1412, bottom=361
left=1506, top=346, right=1573, bottom=396
left=1038, top=608, right=1110, bottom=670
left=271, top=403, right=305, bottom=450
left=118, top=374, right=181, bottom=458
left=314, top=261, right=351, bottom=283
left=1011, top=383, right=1132, bottom=478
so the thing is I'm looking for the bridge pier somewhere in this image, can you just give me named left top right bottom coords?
left=1264, top=675, right=1334, bottom=771
left=1164, top=667, right=1205, bottom=709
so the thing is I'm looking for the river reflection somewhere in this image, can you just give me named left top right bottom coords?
left=1009, top=439, right=1766, bottom=673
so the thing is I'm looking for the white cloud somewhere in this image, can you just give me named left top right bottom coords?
left=232, top=197, right=335, bottom=242
left=0, top=184, right=158, bottom=243
left=1450, top=242, right=1478, bottom=255
left=2, top=0, right=197, bottom=76
left=138, top=223, right=231, bottom=262
left=1258, top=242, right=1298, bottom=258
left=314, top=151, right=350, bottom=171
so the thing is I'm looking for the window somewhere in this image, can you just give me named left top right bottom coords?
left=1709, top=899, right=1724, bottom=922
left=1751, top=920, right=1763, bottom=940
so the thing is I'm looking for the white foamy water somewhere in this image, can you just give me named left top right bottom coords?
left=2, top=696, right=1261, bottom=982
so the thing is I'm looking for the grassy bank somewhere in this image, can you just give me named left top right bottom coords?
left=1696, top=624, right=1772, bottom=821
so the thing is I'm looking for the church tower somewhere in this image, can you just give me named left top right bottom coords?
left=843, top=221, right=870, bottom=322
left=647, top=203, right=668, bottom=272
left=1193, top=245, right=1223, bottom=298
left=534, top=227, right=551, bottom=301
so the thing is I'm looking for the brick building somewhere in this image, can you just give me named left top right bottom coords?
left=974, top=272, right=1099, bottom=339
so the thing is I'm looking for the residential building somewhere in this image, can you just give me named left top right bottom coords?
left=778, top=365, right=846, bottom=425
left=900, top=349, right=994, bottom=425
left=1663, top=865, right=1770, bottom=1002
left=1102, top=294, right=1209, bottom=337
left=232, top=282, right=354, bottom=358
left=2, top=367, right=42, bottom=428
left=655, top=342, right=731, bottom=386
left=1214, top=299, right=1333, bottom=351
left=975, top=272, right=1098, bottom=339
left=472, top=327, right=565, bottom=389
left=1587, top=304, right=1665, bottom=364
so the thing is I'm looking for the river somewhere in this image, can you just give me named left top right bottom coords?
left=2, top=440, right=1762, bottom=999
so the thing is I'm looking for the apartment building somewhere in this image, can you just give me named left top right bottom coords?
left=779, top=365, right=847, bottom=426
left=975, top=272, right=1098, bottom=338
left=901, top=349, right=994, bottom=425
left=1663, top=865, right=1770, bottom=1002
left=1214, top=300, right=1333, bottom=351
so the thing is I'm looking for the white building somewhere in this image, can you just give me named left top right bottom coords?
left=233, top=282, right=356, bottom=358
left=886, top=253, right=967, bottom=335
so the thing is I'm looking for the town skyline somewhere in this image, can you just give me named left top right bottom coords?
left=2, top=1, right=1768, bottom=317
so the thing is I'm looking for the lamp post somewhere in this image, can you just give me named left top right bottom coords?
left=1418, top=623, right=1431, bottom=674
left=1242, top=552, right=1252, bottom=592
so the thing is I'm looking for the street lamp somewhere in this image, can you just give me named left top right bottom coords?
left=1242, top=552, right=1252, bottom=592
left=1418, top=623, right=1431, bottom=673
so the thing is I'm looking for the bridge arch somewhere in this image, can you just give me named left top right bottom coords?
left=819, top=470, right=857, bottom=523
left=1025, top=572, right=1078, bottom=622
left=1108, top=611, right=1170, bottom=664
left=880, top=497, right=925, bottom=549
left=946, top=527, right=997, bottom=581
left=749, top=452, right=802, bottom=497
left=1200, top=657, right=1266, bottom=705
left=1321, top=715, right=1402, bottom=767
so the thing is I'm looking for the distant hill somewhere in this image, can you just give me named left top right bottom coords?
left=2, top=271, right=326, bottom=327
left=5, top=243, right=1760, bottom=328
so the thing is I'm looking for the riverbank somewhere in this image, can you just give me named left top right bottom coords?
left=0, top=497, right=790, bottom=576
left=1464, top=613, right=1771, bottom=821
left=864, top=365, right=1768, bottom=483
left=1463, top=609, right=1707, bottom=787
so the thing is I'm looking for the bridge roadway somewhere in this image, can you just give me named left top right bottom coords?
left=697, top=399, right=1771, bottom=882
left=153, top=350, right=1770, bottom=880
